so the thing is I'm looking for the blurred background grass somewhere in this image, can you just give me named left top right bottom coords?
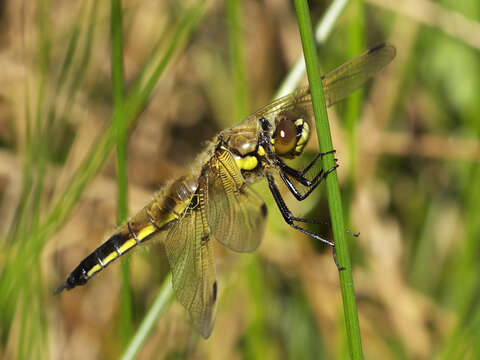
left=0, top=0, right=479, bottom=359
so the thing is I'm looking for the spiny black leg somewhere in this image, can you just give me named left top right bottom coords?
left=267, top=175, right=333, bottom=246
left=280, top=164, right=339, bottom=201
left=346, top=230, right=360, bottom=237
left=289, top=217, right=329, bottom=226
left=278, top=150, right=336, bottom=186
left=281, top=150, right=336, bottom=178
left=303, top=150, right=335, bottom=173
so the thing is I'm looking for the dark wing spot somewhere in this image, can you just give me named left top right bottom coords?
left=213, top=281, right=218, bottom=302
left=368, top=42, right=385, bottom=53
left=261, top=203, right=267, bottom=218
left=201, top=235, right=210, bottom=243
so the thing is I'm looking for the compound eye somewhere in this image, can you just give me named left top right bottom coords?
left=274, top=115, right=297, bottom=156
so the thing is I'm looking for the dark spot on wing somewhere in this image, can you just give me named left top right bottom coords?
left=261, top=203, right=267, bottom=217
left=368, top=42, right=385, bottom=53
left=213, top=281, right=218, bottom=302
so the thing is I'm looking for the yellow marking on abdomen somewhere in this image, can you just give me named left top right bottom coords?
left=257, top=145, right=266, bottom=156
left=85, top=218, right=168, bottom=279
left=102, top=251, right=118, bottom=266
left=87, top=264, right=102, bottom=277
left=235, top=155, right=258, bottom=171
left=137, top=225, right=155, bottom=241
left=119, top=238, right=137, bottom=254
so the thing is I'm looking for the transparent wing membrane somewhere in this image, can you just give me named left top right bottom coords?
left=321, top=43, right=396, bottom=106
left=164, top=180, right=217, bottom=339
left=247, top=43, right=396, bottom=122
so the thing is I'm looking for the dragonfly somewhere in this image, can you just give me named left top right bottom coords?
left=55, top=43, right=396, bottom=338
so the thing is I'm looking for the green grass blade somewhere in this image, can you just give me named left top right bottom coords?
left=110, top=0, right=132, bottom=343
left=276, top=0, right=350, bottom=98
left=38, top=1, right=205, bottom=246
left=120, top=274, right=174, bottom=360
left=227, top=0, right=249, bottom=121
left=0, top=5, right=206, bottom=347
left=116, top=2, right=206, bottom=354
left=293, top=1, right=364, bottom=358
left=225, top=0, right=268, bottom=356
left=123, top=2, right=205, bottom=124
left=58, top=1, right=98, bottom=124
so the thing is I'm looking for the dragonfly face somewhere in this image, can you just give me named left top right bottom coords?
left=55, top=43, right=396, bottom=339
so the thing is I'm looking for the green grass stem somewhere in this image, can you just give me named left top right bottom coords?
left=293, top=1, right=364, bottom=358
left=226, top=0, right=269, bottom=356
left=227, top=0, right=249, bottom=121
left=0, top=5, right=204, bottom=356
left=38, top=1, right=205, bottom=246
left=110, top=0, right=133, bottom=343
left=276, top=0, right=350, bottom=98
left=120, top=274, right=174, bottom=360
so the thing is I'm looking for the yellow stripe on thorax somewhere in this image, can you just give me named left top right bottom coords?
left=235, top=155, right=258, bottom=171
left=257, top=145, right=266, bottom=156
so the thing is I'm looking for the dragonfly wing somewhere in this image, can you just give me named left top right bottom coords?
left=164, top=180, right=217, bottom=339
left=321, top=43, right=396, bottom=107
left=244, top=43, right=396, bottom=123
left=206, top=148, right=267, bottom=253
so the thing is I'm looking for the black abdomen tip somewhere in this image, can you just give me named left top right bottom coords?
left=54, top=282, right=68, bottom=295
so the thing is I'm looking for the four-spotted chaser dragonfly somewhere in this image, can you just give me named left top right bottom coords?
left=56, top=43, right=396, bottom=338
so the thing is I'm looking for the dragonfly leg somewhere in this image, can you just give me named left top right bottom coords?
left=278, top=150, right=336, bottom=186
left=346, top=229, right=360, bottom=237
left=267, top=174, right=333, bottom=246
left=333, top=246, right=345, bottom=271
left=279, top=163, right=338, bottom=201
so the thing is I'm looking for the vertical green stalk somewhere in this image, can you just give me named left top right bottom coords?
left=117, top=3, right=205, bottom=357
left=111, top=0, right=132, bottom=343
left=227, top=0, right=249, bottom=121
left=226, top=1, right=267, bottom=355
left=293, top=1, right=364, bottom=359
left=276, top=0, right=350, bottom=98
left=120, top=274, right=174, bottom=360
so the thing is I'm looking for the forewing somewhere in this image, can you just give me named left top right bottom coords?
left=164, top=180, right=217, bottom=339
left=244, top=43, right=396, bottom=121
left=206, top=148, right=267, bottom=253
left=321, top=43, right=396, bottom=107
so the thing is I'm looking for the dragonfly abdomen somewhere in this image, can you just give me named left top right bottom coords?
left=54, top=217, right=157, bottom=294
left=55, top=174, right=200, bottom=294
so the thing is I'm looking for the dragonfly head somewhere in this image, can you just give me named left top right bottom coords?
left=270, top=109, right=310, bottom=159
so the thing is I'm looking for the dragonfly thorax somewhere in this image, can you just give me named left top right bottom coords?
left=228, top=132, right=258, bottom=156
